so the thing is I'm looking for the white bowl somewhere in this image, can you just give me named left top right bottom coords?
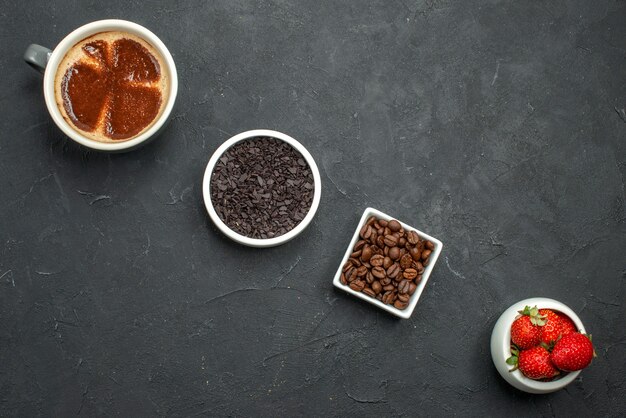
left=490, top=297, right=586, bottom=394
left=332, top=207, right=443, bottom=319
left=202, top=129, right=321, bottom=248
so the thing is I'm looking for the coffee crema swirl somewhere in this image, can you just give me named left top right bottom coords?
left=54, top=31, right=169, bottom=142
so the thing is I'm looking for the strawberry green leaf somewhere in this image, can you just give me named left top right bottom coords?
left=587, top=334, right=597, bottom=358
left=507, top=346, right=519, bottom=371
left=527, top=306, right=547, bottom=326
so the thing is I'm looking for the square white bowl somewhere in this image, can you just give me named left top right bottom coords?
left=332, top=207, right=443, bottom=319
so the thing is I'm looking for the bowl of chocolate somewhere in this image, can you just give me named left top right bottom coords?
left=333, top=208, right=443, bottom=319
left=202, top=129, right=321, bottom=248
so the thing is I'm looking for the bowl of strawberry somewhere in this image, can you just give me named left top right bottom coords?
left=491, top=297, right=595, bottom=394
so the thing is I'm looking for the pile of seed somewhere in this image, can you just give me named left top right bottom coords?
left=210, top=137, right=314, bottom=239
left=340, top=216, right=435, bottom=310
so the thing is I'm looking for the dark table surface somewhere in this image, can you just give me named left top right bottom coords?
left=1, top=0, right=625, bottom=416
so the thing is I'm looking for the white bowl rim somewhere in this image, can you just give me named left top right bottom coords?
left=332, top=207, right=443, bottom=319
left=492, top=297, right=585, bottom=393
left=202, top=129, right=322, bottom=248
left=42, top=19, right=178, bottom=151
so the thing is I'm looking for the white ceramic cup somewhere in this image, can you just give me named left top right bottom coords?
left=24, top=19, right=178, bottom=152
left=202, top=129, right=322, bottom=248
left=490, top=297, right=586, bottom=394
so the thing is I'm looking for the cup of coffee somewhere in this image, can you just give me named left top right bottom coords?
left=24, top=20, right=178, bottom=152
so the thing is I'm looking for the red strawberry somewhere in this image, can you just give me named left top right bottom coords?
left=539, top=309, right=562, bottom=345
left=558, top=315, right=578, bottom=336
left=510, top=306, right=546, bottom=349
left=550, top=332, right=595, bottom=372
left=508, top=346, right=560, bottom=380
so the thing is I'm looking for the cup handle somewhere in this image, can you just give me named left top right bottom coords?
left=24, top=44, right=52, bottom=73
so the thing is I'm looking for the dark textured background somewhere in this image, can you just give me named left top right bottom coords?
left=1, top=0, right=625, bottom=416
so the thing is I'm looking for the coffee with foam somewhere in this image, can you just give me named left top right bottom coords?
left=54, top=31, right=169, bottom=143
